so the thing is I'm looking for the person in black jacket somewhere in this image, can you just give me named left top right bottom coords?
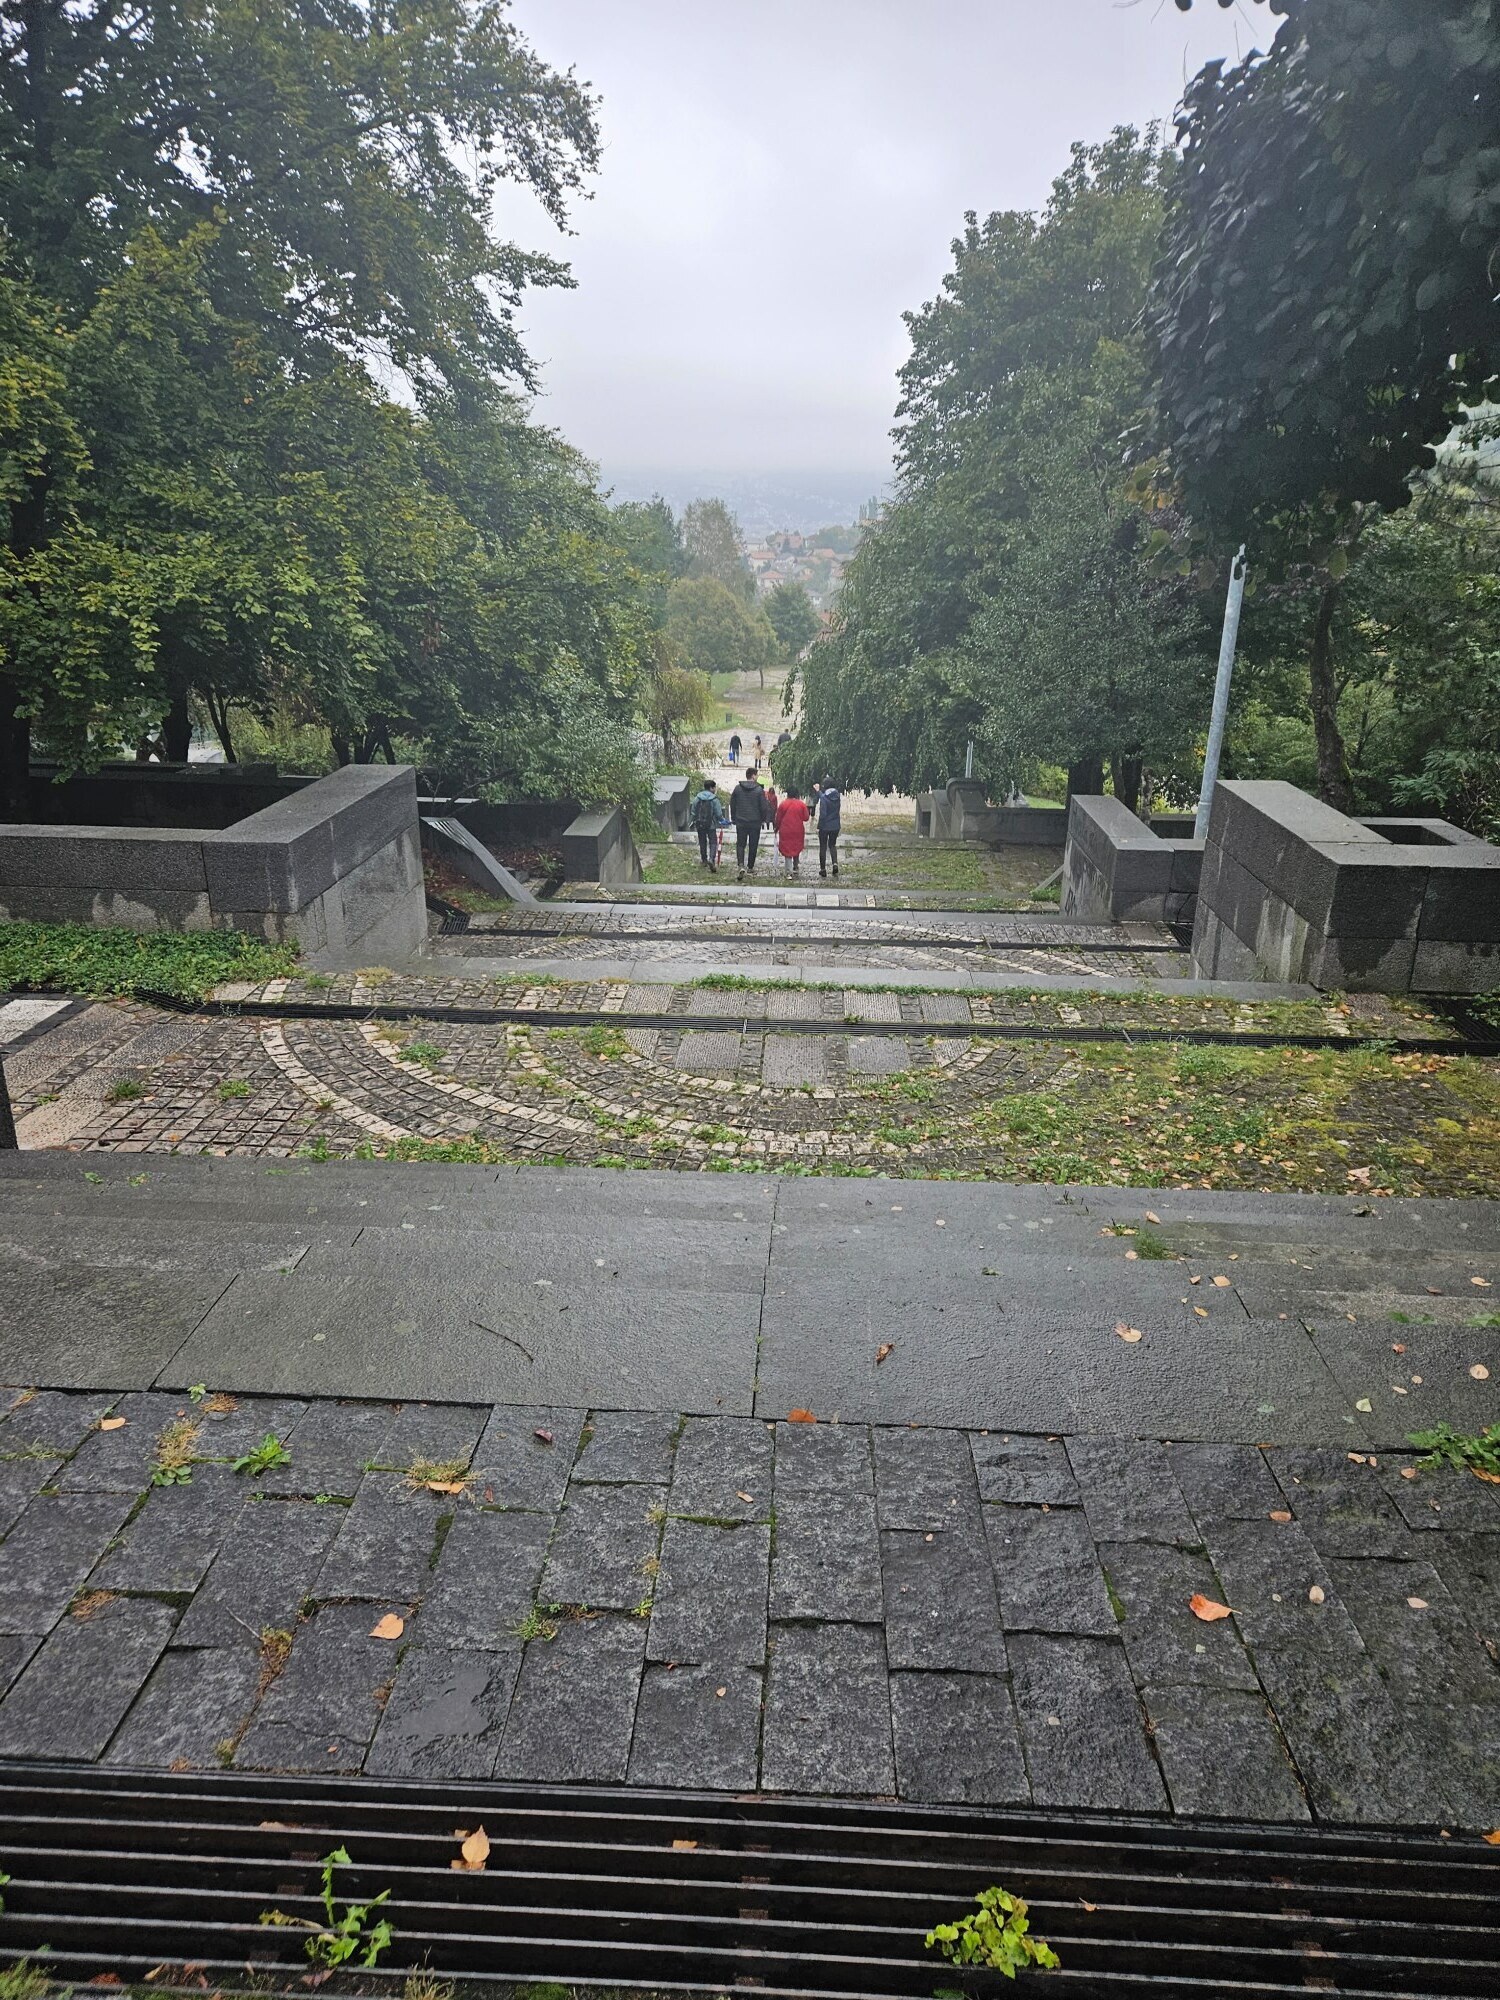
left=816, top=776, right=842, bottom=877
left=730, top=766, right=771, bottom=878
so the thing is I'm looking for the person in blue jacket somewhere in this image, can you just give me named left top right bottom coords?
left=691, top=778, right=728, bottom=871
left=816, top=776, right=843, bottom=878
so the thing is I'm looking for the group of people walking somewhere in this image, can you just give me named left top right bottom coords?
left=690, top=768, right=842, bottom=880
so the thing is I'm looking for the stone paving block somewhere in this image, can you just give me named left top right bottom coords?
left=106, top=1644, right=263, bottom=1768
left=93, top=1468, right=245, bottom=1594
left=314, top=1474, right=449, bottom=1601
left=364, top=1645, right=518, bottom=1778
left=417, top=1507, right=552, bottom=1651
left=0, top=1263, right=234, bottom=1389
left=257, top=1399, right=397, bottom=1498
left=0, top=1634, right=39, bottom=1701
left=984, top=1505, right=1116, bottom=1637
left=574, top=1409, right=679, bottom=1484
left=541, top=1482, right=666, bottom=1609
left=669, top=1417, right=772, bottom=1520
left=890, top=1671, right=1029, bottom=1804
left=192, top=1396, right=310, bottom=1465
left=770, top=1487, right=882, bottom=1623
left=762, top=1624, right=894, bottom=1795
left=1167, top=1441, right=1287, bottom=1528
left=1200, top=1516, right=1360, bottom=1656
left=624, top=985, right=673, bottom=1015
left=0, top=1595, right=177, bottom=1760
left=1426, top=1532, right=1500, bottom=1656
left=1326, top=1556, right=1500, bottom=1708
left=1378, top=1456, right=1500, bottom=1534
left=674, top=1031, right=742, bottom=1074
left=971, top=1436, right=1079, bottom=1507
left=0, top=1490, right=136, bottom=1634
left=1247, top=1643, right=1439, bottom=1823
left=177, top=1497, right=342, bottom=1647
left=471, top=1406, right=586, bottom=1511
left=882, top=1528, right=1004, bottom=1671
left=1100, top=1541, right=1258, bottom=1690
left=375, top=1401, right=488, bottom=1475
left=844, top=991, right=901, bottom=1022
left=918, top=994, right=968, bottom=1023
left=773, top=1420, right=873, bottom=1498
left=763, top=1035, right=827, bottom=1086
left=496, top=1613, right=645, bottom=1783
left=1267, top=1448, right=1412, bottom=1556
left=845, top=1036, right=913, bottom=1076
left=54, top=1391, right=194, bottom=1492
left=628, top=1662, right=762, bottom=1789
left=648, top=1519, right=768, bottom=1665
left=1008, top=1634, right=1167, bottom=1813
left=236, top=1600, right=408, bottom=1772
left=1066, top=1438, right=1197, bottom=1546
left=0, top=1389, right=118, bottom=1455
left=873, top=1428, right=981, bottom=1531
left=0, top=1454, right=62, bottom=1538
left=1142, top=1684, right=1309, bottom=1821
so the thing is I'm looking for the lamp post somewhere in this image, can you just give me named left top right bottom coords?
left=1195, top=544, right=1248, bottom=840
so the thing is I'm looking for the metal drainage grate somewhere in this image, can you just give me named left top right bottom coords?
left=0, top=1764, right=1496, bottom=1998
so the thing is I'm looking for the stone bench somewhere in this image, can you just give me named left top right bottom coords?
left=1061, top=795, right=1203, bottom=927
left=0, top=763, right=427, bottom=969
left=1191, top=780, right=1500, bottom=993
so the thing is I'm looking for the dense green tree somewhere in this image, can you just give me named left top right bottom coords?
left=680, top=497, right=754, bottom=603
left=665, top=575, right=775, bottom=684
left=765, top=581, right=820, bottom=662
left=790, top=131, right=1209, bottom=799
left=611, top=495, right=686, bottom=623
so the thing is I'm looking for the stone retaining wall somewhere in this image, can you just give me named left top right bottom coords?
left=1061, top=796, right=1203, bottom=927
left=0, top=764, right=426, bottom=969
left=1191, top=779, right=1500, bottom=993
left=562, top=804, right=642, bottom=885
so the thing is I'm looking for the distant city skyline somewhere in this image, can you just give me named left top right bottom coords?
left=495, top=1, right=1254, bottom=488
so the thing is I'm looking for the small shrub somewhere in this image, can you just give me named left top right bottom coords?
left=926, top=1884, right=1060, bottom=1977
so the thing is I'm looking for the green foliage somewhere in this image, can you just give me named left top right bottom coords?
left=260, top=1846, right=393, bottom=1970
left=1149, top=2, right=1500, bottom=524
left=1409, top=1423, right=1500, bottom=1481
left=0, top=921, right=298, bottom=1000
left=666, top=576, right=776, bottom=683
left=233, top=1433, right=293, bottom=1477
left=926, top=1885, right=1061, bottom=1977
left=681, top=497, right=754, bottom=602
left=765, top=581, right=820, bottom=659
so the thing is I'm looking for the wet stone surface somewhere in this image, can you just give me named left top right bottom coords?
left=2, top=1382, right=1500, bottom=1825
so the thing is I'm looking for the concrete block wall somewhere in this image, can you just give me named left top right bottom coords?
left=562, top=804, right=642, bottom=885
left=1190, top=780, right=1500, bottom=993
left=1061, top=796, right=1203, bottom=927
left=0, top=763, right=427, bottom=969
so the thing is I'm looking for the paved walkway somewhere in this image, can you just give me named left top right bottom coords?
left=0, top=1160, right=1498, bottom=1827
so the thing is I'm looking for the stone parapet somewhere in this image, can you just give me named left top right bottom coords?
left=1061, top=796, right=1203, bottom=927
left=562, top=805, right=642, bottom=885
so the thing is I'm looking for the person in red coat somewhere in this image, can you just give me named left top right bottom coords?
left=773, top=785, right=810, bottom=876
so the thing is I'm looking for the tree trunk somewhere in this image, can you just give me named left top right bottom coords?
left=0, top=682, right=31, bottom=822
left=1308, top=582, right=1352, bottom=812
left=331, top=734, right=352, bottom=767
left=204, top=688, right=236, bottom=764
left=1112, top=755, right=1143, bottom=817
left=162, top=687, right=191, bottom=763
left=1066, top=756, right=1104, bottom=805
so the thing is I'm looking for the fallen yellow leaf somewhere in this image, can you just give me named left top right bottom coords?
left=1189, top=1594, right=1233, bottom=1623
left=426, top=1480, right=465, bottom=1494
left=671, top=1838, right=698, bottom=1850
left=1115, top=1322, right=1144, bottom=1344
left=1144, top=1212, right=1160, bottom=1225
left=1212, top=1275, right=1231, bottom=1288
left=451, top=1825, right=490, bottom=1872
left=736, top=1491, right=754, bottom=1503
left=1193, top=1306, right=1208, bottom=1319
left=1484, top=1830, right=1500, bottom=1845
left=98, top=1417, right=128, bottom=1432
left=370, top=1613, right=404, bottom=1640
left=1308, top=1585, right=1326, bottom=1604
left=786, top=1408, right=817, bottom=1424
left=1268, top=1509, right=1292, bottom=1523
left=1473, top=1277, right=1492, bottom=1288
left=1406, top=1597, right=1429, bottom=1610
left=1471, top=1364, right=1491, bottom=1381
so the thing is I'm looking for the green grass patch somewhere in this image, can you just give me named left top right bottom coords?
left=0, top=920, right=299, bottom=1001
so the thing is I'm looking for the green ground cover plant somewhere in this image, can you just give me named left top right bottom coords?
left=0, top=922, right=299, bottom=1001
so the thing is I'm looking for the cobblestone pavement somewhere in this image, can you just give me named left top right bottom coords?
left=1, top=1384, right=1495, bottom=1824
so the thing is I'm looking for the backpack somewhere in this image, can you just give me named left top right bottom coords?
left=692, top=791, right=718, bottom=830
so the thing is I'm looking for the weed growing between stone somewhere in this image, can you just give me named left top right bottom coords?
left=260, top=1846, right=394, bottom=1969
left=926, top=1883, right=1060, bottom=1976
left=1409, top=1422, right=1500, bottom=1481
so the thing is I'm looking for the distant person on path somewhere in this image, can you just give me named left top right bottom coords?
left=730, top=765, right=771, bottom=879
left=691, top=778, right=728, bottom=872
left=728, top=731, right=742, bottom=767
left=817, top=776, right=842, bottom=878
left=774, top=784, right=810, bottom=877
left=753, top=734, right=764, bottom=764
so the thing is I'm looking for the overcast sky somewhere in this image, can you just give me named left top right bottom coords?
left=496, top=0, right=1259, bottom=500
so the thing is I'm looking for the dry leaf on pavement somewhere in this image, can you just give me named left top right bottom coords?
left=1188, top=1594, right=1233, bottom=1623
left=787, top=1408, right=817, bottom=1423
left=1114, top=1322, right=1144, bottom=1343
left=1193, top=1306, right=1209, bottom=1318
left=98, top=1417, right=128, bottom=1432
left=1212, top=1275, right=1232, bottom=1288
left=451, top=1826, right=490, bottom=1871
left=427, top=1480, right=465, bottom=1494
left=1484, top=1830, right=1500, bottom=1845
left=1471, top=1365, right=1491, bottom=1381
left=370, top=1614, right=404, bottom=1640
left=1144, top=1212, right=1160, bottom=1225
left=875, top=1343, right=894, bottom=1365
left=1268, top=1510, right=1292, bottom=1523
left=671, top=1839, right=698, bottom=1850
left=1308, top=1585, right=1326, bottom=1604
